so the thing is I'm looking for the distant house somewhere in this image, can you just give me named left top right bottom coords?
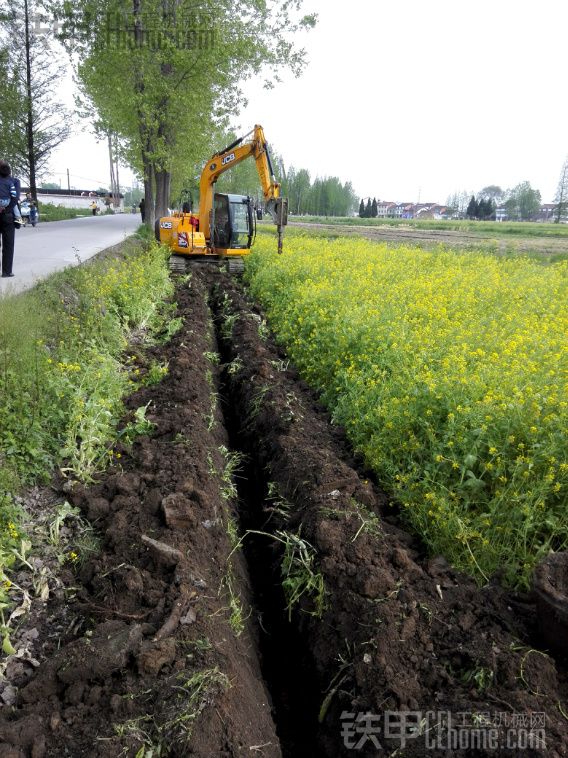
left=415, top=204, right=447, bottom=220
left=537, top=203, right=558, bottom=222
left=377, top=201, right=395, bottom=218
left=376, top=202, right=444, bottom=220
left=495, top=204, right=559, bottom=223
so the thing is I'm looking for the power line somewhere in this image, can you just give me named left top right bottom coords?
left=48, top=171, right=113, bottom=186
left=47, top=170, right=139, bottom=191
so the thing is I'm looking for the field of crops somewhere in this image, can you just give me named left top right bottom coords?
left=296, top=215, right=568, bottom=238
left=247, top=231, right=568, bottom=586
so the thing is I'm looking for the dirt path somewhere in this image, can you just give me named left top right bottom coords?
left=0, top=269, right=566, bottom=757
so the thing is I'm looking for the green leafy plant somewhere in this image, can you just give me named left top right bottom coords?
left=121, top=403, right=157, bottom=445
left=243, top=528, right=326, bottom=620
left=161, top=668, right=229, bottom=743
left=218, top=445, right=244, bottom=501
left=143, top=360, right=169, bottom=386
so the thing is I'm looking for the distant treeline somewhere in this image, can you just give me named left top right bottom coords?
left=283, top=169, right=358, bottom=216
left=216, top=151, right=358, bottom=217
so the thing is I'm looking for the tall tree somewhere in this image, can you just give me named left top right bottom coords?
left=0, top=2, right=71, bottom=198
left=56, top=0, right=316, bottom=226
left=478, top=185, right=504, bottom=204
left=505, top=181, right=541, bottom=221
left=478, top=198, right=490, bottom=220
left=447, top=190, right=472, bottom=217
left=466, top=195, right=479, bottom=219
left=290, top=168, right=311, bottom=215
left=365, top=198, right=372, bottom=218
left=371, top=197, right=377, bottom=218
left=359, top=198, right=365, bottom=218
left=554, top=157, right=568, bottom=223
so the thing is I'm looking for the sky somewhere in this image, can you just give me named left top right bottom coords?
left=47, top=0, right=568, bottom=203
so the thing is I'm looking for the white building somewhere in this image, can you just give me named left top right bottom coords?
left=22, top=188, right=125, bottom=212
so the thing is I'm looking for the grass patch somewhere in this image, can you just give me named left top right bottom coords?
left=161, top=667, right=229, bottom=746
left=290, top=215, right=568, bottom=238
left=0, top=237, right=173, bottom=586
left=37, top=203, right=92, bottom=222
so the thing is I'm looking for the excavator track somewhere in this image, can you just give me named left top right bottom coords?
left=226, top=257, right=245, bottom=275
left=169, top=255, right=191, bottom=274
left=169, top=255, right=244, bottom=275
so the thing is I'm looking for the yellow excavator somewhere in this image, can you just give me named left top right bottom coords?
left=156, top=124, right=288, bottom=273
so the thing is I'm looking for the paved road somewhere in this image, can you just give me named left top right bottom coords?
left=0, top=213, right=141, bottom=296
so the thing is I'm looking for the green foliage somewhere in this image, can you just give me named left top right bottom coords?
left=466, top=195, right=479, bottom=219
left=220, top=565, right=246, bottom=637
left=247, top=232, right=568, bottom=587
left=119, top=404, right=157, bottom=447
left=143, top=360, right=169, bottom=386
left=465, top=196, right=496, bottom=221
left=0, top=4, right=71, bottom=185
left=504, top=181, right=542, bottom=221
left=278, top=530, right=327, bottom=620
left=37, top=203, right=91, bottom=221
left=58, top=0, right=316, bottom=220
left=283, top=169, right=357, bottom=217
left=0, top=238, right=172, bottom=569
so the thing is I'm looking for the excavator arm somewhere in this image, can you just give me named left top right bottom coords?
left=199, top=124, right=288, bottom=253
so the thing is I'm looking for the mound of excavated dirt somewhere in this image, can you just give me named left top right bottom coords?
left=0, top=274, right=280, bottom=757
left=0, top=268, right=566, bottom=758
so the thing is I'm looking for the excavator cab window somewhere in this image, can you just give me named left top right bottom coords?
left=229, top=198, right=253, bottom=249
left=213, top=194, right=231, bottom=248
left=213, top=193, right=253, bottom=250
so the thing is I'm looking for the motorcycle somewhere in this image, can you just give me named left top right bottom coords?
left=20, top=200, right=31, bottom=226
left=20, top=200, right=39, bottom=227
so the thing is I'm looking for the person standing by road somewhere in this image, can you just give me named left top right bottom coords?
left=139, top=197, right=145, bottom=222
left=0, top=161, right=19, bottom=277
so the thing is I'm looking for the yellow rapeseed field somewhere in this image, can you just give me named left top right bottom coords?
left=247, top=232, right=568, bottom=586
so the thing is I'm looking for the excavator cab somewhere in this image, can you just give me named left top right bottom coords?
left=212, top=193, right=254, bottom=251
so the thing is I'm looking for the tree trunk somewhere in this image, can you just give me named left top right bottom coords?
left=143, top=155, right=155, bottom=228
left=108, top=132, right=116, bottom=207
left=114, top=145, right=120, bottom=208
left=23, top=0, right=37, bottom=200
left=556, top=165, right=567, bottom=224
left=154, top=168, right=171, bottom=220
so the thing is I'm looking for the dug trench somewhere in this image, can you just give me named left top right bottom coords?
left=0, top=267, right=567, bottom=757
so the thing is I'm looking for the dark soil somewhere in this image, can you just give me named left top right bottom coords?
left=0, top=267, right=567, bottom=757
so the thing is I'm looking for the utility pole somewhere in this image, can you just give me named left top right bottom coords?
left=67, top=168, right=70, bottom=194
